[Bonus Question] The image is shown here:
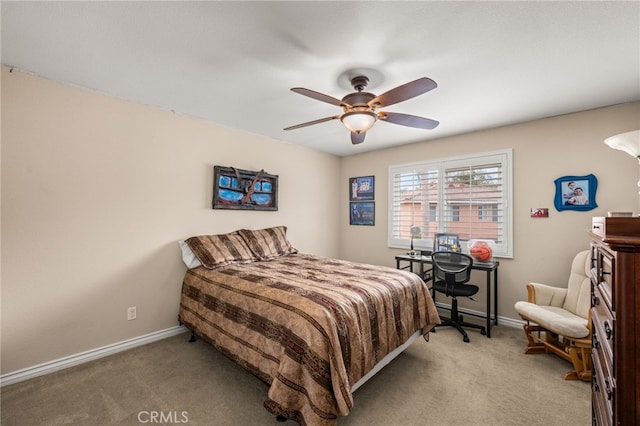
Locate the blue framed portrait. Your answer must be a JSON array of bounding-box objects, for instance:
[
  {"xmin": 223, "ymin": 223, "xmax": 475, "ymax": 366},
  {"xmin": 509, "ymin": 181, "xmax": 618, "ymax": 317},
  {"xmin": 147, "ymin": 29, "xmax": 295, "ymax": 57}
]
[{"xmin": 554, "ymin": 174, "xmax": 598, "ymax": 212}]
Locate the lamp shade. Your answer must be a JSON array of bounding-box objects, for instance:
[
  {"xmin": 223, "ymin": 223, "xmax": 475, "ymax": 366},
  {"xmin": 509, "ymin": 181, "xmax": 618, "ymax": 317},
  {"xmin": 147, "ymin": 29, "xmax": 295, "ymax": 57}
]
[
  {"xmin": 341, "ymin": 111, "xmax": 376, "ymax": 134},
  {"xmin": 604, "ymin": 130, "xmax": 640, "ymax": 159}
]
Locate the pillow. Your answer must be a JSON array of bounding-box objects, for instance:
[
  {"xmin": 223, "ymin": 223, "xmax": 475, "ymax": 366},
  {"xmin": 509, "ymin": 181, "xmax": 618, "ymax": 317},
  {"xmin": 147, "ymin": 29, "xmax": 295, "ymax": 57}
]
[
  {"xmin": 238, "ymin": 226, "xmax": 298, "ymax": 260},
  {"xmin": 178, "ymin": 240, "xmax": 203, "ymax": 269},
  {"xmin": 184, "ymin": 232, "xmax": 257, "ymax": 269}
]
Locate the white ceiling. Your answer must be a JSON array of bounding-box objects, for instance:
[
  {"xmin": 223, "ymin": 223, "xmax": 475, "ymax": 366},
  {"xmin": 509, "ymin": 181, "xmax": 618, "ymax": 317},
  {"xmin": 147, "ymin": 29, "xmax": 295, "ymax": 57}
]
[{"xmin": 2, "ymin": 1, "xmax": 639, "ymax": 157}]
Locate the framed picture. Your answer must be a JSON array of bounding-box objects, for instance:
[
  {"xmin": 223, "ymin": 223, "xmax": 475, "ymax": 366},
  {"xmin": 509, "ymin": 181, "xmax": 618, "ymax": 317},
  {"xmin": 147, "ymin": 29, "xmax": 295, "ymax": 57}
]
[
  {"xmin": 553, "ymin": 174, "xmax": 598, "ymax": 212},
  {"xmin": 433, "ymin": 233, "xmax": 460, "ymax": 252},
  {"xmin": 530, "ymin": 208, "xmax": 549, "ymax": 218},
  {"xmin": 350, "ymin": 202, "xmax": 375, "ymax": 226},
  {"xmin": 349, "ymin": 176, "xmax": 375, "ymax": 201},
  {"xmin": 213, "ymin": 166, "xmax": 278, "ymax": 211}
]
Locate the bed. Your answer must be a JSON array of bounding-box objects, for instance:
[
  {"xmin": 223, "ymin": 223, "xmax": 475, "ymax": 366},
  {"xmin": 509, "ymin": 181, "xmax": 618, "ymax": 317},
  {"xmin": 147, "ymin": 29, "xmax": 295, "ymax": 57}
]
[{"xmin": 178, "ymin": 227, "xmax": 440, "ymax": 425}]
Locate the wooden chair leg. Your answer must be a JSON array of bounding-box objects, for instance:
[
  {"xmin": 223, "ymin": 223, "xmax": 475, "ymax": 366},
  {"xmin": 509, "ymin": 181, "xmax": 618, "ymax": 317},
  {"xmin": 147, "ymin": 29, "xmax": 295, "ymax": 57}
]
[
  {"xmin": 565, "ymin": 345, "xmax": 592, "ymax": 382},
  {"xmin": 523, "ymin": 324, "xmax": 547, "ymax": 354},
  {"xmin": 521, "ymin": 321, "xmax": 593, "ymax": 382}
]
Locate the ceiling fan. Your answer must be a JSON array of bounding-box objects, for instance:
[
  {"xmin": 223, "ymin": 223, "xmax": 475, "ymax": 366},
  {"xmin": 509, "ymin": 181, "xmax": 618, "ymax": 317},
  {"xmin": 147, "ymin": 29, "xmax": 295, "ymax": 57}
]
[{"xmin": 284, "ymin": 75, "xmax": 439, "ymax": 145}]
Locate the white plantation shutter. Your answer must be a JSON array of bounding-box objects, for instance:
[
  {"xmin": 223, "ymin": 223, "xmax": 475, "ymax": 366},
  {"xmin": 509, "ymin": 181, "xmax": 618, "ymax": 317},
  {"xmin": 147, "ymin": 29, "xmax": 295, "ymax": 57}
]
[
  {"xmin": 389, "ymin": 165, "xmax": 438, "ymax": 249},
  {"xmin": 388, "ymin": 149, "xmax": 512, "ymax": 258}
]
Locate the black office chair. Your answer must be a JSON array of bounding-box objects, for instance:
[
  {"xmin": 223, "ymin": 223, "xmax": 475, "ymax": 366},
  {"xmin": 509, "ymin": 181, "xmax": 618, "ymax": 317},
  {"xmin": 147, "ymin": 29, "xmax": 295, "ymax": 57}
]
[{"xmin": 432, "ymin": 251, "xmax": 486, "ymax": 342}]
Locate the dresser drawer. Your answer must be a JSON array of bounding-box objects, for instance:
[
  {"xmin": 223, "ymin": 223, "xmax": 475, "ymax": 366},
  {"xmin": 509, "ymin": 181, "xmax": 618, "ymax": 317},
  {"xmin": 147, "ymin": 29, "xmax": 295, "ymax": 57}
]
[
  {"xmin": 592, "ymin": 349, "xmax": 614, "ymax": 425},
  {"xmin": 592, "ymin": 391, "xmax": 610, "ymax": 426},
  {"xmin": 592, "ymin": 291, "xmax": 614, "ymax": 370},
  {"xmin": 597, "ymin": 249, "xmax": 615, "ymax": 310}
]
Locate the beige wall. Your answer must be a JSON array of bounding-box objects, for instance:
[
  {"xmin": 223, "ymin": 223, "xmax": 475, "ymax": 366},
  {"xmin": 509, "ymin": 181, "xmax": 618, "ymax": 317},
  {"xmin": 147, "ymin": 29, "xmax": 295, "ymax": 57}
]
[
  {"xmin": 339, "ymin": 101, "xmax": 640, "ymax": 320},
  {"xmin": 2, "ymin": 66, "xmax": 639, "ymax": 376},
  {"xmin": 0, "ymin": 68, "xmax": 341, "ymax": 374}
]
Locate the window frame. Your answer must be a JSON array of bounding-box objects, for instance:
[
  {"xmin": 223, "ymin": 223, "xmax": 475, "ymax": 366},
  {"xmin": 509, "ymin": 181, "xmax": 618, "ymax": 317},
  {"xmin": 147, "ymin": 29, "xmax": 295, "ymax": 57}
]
[{"xmin": 388, "ymin": 149, "xmax": 513, "ymax": 258}]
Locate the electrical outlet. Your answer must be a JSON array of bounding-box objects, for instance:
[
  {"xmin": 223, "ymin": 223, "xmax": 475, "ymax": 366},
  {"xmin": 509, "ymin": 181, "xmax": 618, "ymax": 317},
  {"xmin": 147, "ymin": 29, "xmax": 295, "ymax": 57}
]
[{"xmin": 127, "ymin": 306, "xmax": 137, "ymax": 321}]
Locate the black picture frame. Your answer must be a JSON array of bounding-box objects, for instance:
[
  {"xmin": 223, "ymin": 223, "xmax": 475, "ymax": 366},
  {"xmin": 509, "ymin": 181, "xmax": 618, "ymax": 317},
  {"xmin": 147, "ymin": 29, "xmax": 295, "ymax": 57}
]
[
  {"xmin": 433, "ymin": 233, "xmax": 461, "ymax": 252},
  {"xmin": 350, "ymin": 202, "xmax": 375, "ymax": 226},
  {"xmin": 213, "ymin": 166, "xmax": 278, "ymax": 211},
  {"xmin": 349, "ymin": 176, "xmax": 375, "ymax": 201},
  {"xmin": 553, "ymin": 174, "xmax": 598, "ymax": 212}
]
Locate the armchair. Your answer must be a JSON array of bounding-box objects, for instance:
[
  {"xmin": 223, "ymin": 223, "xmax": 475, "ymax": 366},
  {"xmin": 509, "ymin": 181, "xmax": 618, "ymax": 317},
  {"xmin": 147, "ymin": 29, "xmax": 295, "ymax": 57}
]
[{"xmin": 514, "ymin": 250, "xmax": 592, "ymax": 381}]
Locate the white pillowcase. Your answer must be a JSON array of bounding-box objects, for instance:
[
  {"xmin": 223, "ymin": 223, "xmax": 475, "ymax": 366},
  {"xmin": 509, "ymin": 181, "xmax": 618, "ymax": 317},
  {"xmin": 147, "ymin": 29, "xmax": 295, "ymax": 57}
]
[{"xmin": 178, "ymin": 240, "xmax": 202, "ymax": 269}]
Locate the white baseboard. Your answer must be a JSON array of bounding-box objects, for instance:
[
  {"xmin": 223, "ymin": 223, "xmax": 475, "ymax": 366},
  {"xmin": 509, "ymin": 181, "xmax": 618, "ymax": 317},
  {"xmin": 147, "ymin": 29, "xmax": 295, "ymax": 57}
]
[
  {"xmin": 0, "ymin": 312, "xmax": 525, "ymax": 388},
  {"xmin": 0, "ymin": 325, "xmax": 187, "ymax": 387},
  {"xmin": 434, "ymin": 301, "xmax": 525, "ymax": 329}
]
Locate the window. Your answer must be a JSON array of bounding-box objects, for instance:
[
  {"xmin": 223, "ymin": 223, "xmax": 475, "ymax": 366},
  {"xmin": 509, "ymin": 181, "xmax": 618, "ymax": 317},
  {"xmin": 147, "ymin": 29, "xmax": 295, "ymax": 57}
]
[
  {"xmin": 428, "ymin": 204, "xmax": 437, "ymax": 222},
  {"xmin": 478, "ymin": 204, "xmax": 489, "ymax": 220},
  {"xmin": 388, "ymin": 149, "xmax": 513, "ymax": 258},
  {"xmin": 451, "ymin": 205, "xmax": 460, "ymax": 222}
]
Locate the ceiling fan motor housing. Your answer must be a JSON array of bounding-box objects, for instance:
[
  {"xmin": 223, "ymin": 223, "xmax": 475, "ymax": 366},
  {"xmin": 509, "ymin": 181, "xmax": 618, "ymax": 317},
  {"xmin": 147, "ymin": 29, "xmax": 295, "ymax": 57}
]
[{"xmin": 342, "ymin": 92, "xmax": 376, "ymax": 111}]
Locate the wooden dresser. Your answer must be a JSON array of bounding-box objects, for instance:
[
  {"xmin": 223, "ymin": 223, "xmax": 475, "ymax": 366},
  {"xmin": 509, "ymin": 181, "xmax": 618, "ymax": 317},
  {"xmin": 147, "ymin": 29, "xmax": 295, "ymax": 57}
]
[{"xmin": 589, "ymin": 217, "xmax": 640, "ymax": 426}]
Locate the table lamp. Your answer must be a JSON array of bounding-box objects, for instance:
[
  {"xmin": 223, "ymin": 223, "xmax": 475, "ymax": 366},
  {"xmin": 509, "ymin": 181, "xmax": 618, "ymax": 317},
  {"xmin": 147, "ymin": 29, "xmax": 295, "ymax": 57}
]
[{"xmin": 604, "ymin": 129, "xmax": 640, "ymax": 213}]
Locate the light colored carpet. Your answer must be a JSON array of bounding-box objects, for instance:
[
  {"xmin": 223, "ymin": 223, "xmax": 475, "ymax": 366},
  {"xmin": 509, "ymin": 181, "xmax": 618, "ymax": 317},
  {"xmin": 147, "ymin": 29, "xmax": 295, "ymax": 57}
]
[{"xmin": 1, "ymin": 325, "xmax": 590, "ymax": 425}]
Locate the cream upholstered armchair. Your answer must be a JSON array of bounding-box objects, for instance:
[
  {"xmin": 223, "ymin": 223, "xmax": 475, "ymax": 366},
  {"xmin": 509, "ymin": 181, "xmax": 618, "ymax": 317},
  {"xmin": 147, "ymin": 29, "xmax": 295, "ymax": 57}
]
[{"xmin": 514, "ymin": 250, "xmax": 592, "ymax": 381}]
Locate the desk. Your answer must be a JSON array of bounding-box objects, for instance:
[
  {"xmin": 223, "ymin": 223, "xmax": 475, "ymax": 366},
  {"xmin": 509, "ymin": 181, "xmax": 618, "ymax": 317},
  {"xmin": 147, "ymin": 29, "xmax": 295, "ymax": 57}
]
[{"xmin": 395, "ymin": 254, "xmax": 500, "ymax": 337}]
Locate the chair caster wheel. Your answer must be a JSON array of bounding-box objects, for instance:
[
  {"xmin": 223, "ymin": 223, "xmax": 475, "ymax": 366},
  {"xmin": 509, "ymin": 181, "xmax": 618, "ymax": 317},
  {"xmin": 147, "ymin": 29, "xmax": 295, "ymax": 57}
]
[
  {"xmin": 463, "ymin": 335, "xmax": 470, "ymax": 343},
  {"xmin": 481, "ymin": 328, "xmax": 487, "ymax": 335}
]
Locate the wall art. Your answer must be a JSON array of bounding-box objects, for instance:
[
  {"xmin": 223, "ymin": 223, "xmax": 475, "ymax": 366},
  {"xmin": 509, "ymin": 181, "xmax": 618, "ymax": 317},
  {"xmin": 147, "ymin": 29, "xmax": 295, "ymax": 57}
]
[
  {"xmin": 350, "ymin": 201, "xmax": 375, "ymax": 226},
  {"xmin": 530, "ymin": 208, "xmax": 549, "ymax": 218},
  {"xmin": 349, "ymin": 175, "xmax": 375, "ymax": 201},
  {"xmin": 213, "ymin": 166, "xmax": 278, "ymax": 211},
  {"xmin": 553, "ymin": 174, "xmax": 597, "ymax": 212}
]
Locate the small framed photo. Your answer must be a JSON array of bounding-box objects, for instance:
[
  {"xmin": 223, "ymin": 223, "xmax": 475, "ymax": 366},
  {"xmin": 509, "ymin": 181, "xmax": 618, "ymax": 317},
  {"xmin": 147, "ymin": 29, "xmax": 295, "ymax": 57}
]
[
  {"xmin": 530, "ymin": 208, "xmax": 549, "ymax": 218},
  {"xmin": 350, "ymin": 202, "xmax": 375, "ymax": 226},
  {"xmin": 433, "ymin": 233, "xmax": 460, "ymax": 252},
  {"xmin": 349, "ymin": 176, "xmax": 375, "ymax": 201},
  {"xmin": 553, "ymin": 174, "xmax": 598, "ymax": 212}
]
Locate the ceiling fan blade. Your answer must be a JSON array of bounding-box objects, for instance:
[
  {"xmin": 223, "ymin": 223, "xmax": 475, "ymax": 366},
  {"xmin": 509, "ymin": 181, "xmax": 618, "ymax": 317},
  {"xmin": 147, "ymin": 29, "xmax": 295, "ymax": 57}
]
[
  {"xmin": 369, "ymin": 77, "xmax": 437, "ymax": 108},
  {"xmin": 291, "ymin": 88, "xmax": 347, "ymax": 107},
  {"xmin": 378, "ymin": 111, "xmax": 439, "ymax": 129},
  {"xmin": 284, "ymin": 115, "xmax": 340, "ymax": 131},
  {"xmin": 351, "ymin": 132, "xmax": 366, "ymax": 145}
]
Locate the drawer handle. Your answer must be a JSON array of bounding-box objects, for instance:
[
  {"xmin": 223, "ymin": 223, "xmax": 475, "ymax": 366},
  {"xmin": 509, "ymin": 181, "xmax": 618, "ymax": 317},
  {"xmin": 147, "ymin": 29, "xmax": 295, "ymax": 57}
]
[
  {"xmin": 604, "ymin": 321, "xmax": 613, "ymax": 340},
  {"xmin": 593, "ymin": 333, "xmax": 600, "ymax": 349},
  {"xmin": 605, "ymin": 379, "xmax": 613, "ymax": 400},
  {"xmin": 591, "ymin": 292, "xmax": 599, "ymax": 306}
]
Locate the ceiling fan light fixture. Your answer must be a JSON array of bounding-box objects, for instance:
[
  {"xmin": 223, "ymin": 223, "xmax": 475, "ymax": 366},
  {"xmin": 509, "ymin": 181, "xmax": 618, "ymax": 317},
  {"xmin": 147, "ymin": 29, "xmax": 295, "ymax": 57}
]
[
  {"xmin": 285, "ymin": 75, "xmax": 438, "ymax": 144},
  {"xmin": 341, "ymin": 111, "xmax": 377, "ymax": 134}
]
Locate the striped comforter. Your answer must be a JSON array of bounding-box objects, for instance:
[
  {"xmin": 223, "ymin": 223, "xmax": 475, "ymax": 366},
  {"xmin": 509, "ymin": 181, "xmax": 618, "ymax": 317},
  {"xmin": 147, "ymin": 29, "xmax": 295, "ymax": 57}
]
[{"xmin": 178, "ymin": 253, "xmax": 439, "ymax": 425}]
